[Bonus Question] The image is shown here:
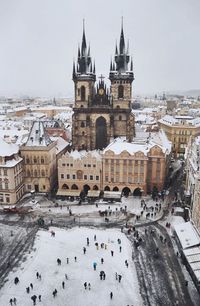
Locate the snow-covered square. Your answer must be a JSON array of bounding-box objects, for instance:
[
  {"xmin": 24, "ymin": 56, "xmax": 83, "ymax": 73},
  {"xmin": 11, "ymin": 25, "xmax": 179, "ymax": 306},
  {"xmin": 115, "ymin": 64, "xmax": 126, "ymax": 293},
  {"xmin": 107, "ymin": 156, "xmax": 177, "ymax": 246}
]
[{"xmin": 0, "ymin": 227, "xmax": 142, "ymax": 306}]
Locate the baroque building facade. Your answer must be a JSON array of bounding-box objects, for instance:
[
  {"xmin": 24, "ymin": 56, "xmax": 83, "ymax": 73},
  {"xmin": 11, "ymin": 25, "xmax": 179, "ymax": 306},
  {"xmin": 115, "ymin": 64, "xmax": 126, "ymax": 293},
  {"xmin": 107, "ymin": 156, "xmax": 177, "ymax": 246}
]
[
  {"xmin": 0, "ymin": 138, "xmax": 24, "ymax": 204},
  {"xmin": 57, "ymin": 131, "xmax": 171, "ymax": 197},
  {"xmin": 72, "ymin": 24, "xmax": 135, "ymax": 151},
  {"xmin": 20, "ymin": 121, "xmax": 57, "ymax": 193},
  {"xmin": 158, "ymin": 115, "xmax": 200, "ymax": 158}
]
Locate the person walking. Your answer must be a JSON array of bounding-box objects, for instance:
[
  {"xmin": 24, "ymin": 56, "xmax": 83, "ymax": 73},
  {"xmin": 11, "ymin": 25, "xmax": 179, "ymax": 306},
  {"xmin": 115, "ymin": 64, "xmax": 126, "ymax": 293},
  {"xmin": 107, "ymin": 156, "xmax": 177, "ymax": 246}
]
[
  {"xmin": 94, "ymin": 235, "xmax": 96, "ymax": 241},
  {"xmin": 65, "ymin": 273, "xmax": 68, "ymax": 280},
  {"xmin": 115, "ymin": 272, "xmax": 118, "ymax": 280},
  {"xmin": 110, "ymin": 292, "xmax": 113, "ymax": 299},
  {"xmin": 119, "ymin": 246, "xmax": 122, "ymax": 252},
  {"xmin": 36, "ymin": 272, "xmax": 39, "ymax": 279},
  {"xmin": 87, "ymin": 237, "xmax": 89, "ymax": 246},
  {"xmin": 9, "ymin": 298, "xmax": 13, "ymax": 305},
  {"xmin": 111, "ymin": 250, "xmax": 114, "ymax": 257},
  {"xmin": 83, "ymin": 247, "xmax": 86, "ymax": 254},
  {"xmin": 118, "ymin": 275, "xmax": 122, "ymax": 283},
  {"xmin": 13, "ymin": 297, "xmax": 16, "ymax": 305},
  {"xmin": 62, "ymin": 281, "xmax": 65, "ymax": 289},
  {"xmin": 84, "ymin": 282, "xmax": 87, "ymax": 289},
  {"xmin": 88, "ymin": 283, "xmax": 91, "ymax": 290},
  {"xmin": 101, "ymin": 258, "xmax": 104, "ymax": 264},
  {"xmin": 38, "ymin": 295, "xmax": 41, "ymax": 302},
  {"xmin": 26, "ymin": 287, "xmax": 30, "ymax": 294},
  {"xmin": 66, "ymin": 258, "xmax": 69, "ymax": 264},
  {"xmin": 93, "ymin": 262, "xmax": 97, "ymax": 270},
  {"xmin": 74, "ymin": 256, "xmax": 77, "ymax": 262},
  {"xmin": 30, "ymin": 283, "xmax": 33, "ymax": 290},
  {"xmin": 31, "ymin": 295, "xmax": 37, "ymax": 305}
]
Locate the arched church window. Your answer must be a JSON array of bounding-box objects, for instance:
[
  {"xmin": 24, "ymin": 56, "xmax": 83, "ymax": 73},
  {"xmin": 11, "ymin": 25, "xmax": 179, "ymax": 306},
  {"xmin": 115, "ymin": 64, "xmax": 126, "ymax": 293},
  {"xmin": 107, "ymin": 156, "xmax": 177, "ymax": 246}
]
[
  {"xmin": 81, "ymin": 121, "xmax": 85, "ymax": 128},
  {"xmin": 81, "ymin": 86, "xmax": 86, "ymax": 101},
  {"xmin": 118, "ymin": 85, "xmax": 124, "ymax": 99},
  {"xmin": 119, "ymin": 115, "xmax": 122, "ymax": 121},
  {"xmin": 86, "ymin": 116, "xmax": 90, "ymax": 127}
]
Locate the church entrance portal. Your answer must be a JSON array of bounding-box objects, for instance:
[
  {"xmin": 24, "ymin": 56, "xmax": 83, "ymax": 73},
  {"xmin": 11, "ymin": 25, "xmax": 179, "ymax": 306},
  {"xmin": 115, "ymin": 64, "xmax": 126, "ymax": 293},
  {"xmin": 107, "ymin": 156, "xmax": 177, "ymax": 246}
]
[{"xmin": 95, "ymin": 117, "xmax": 107, "ymax": 150}]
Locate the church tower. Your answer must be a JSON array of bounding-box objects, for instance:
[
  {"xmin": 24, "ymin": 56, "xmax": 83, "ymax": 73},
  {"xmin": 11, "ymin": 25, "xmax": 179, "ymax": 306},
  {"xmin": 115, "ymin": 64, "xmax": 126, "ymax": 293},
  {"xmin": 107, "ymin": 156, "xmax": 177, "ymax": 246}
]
[
  {"xmin": 109, "ymin": 21, "xmax": 135, "ymax": 141},
  {"xmin": 72, "ymin": 22, "xmax": 96, "ymax": 107},
  {"xmin": 72, "ymin": 22, "xmax": 135, "ymax": 151}
]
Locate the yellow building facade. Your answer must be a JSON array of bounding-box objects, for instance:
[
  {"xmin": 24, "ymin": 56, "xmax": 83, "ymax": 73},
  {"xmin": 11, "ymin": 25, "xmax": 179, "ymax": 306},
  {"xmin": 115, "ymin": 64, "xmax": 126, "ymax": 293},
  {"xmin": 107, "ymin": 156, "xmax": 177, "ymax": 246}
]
[
  {"xmin": 0, "ymin": 139, "xmax": 24, "ymax": 204},
  {"xmin": 158, "ymin": 115, "xmax": 200, "ymax": 157}
]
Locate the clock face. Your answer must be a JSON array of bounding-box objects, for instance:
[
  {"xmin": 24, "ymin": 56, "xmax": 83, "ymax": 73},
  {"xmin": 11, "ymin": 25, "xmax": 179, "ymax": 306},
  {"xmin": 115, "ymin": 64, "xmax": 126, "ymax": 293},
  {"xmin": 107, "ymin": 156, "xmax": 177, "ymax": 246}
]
[{"xmin": 99, "ymin": 88, "xmax": 104, "ymax": 96}]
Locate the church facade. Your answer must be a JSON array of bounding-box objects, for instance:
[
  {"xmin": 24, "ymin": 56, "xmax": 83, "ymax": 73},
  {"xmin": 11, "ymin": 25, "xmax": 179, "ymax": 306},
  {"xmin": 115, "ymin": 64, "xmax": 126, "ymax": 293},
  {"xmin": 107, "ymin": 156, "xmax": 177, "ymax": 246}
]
[{"xmin": 72, "ymin": 24, "xmax": 135, "ymax": 151}]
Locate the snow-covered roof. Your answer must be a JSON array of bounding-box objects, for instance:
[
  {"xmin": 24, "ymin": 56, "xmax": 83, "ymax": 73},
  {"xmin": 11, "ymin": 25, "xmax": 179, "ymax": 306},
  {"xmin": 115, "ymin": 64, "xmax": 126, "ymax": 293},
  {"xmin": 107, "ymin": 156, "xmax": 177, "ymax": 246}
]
[
  {"xmin": 135, "ymin": 114, "xmax": 155, "ymax": 124},
  {"xmin": 159, "ymin": 115, "xmax": 200, "ymax": 127},
  {"xmin": 103, "ymin": 130, "xmax": 171, "ymax": 156},
  {"xmin": 0, "ymin": 137, "xmax": 19, "ymax": 157},
  {"xmin": 64, "ymin": 150, "xmax": 102, "ymax": 161},
  {"xmin": 50, "ymin": 137, "xmax": 69, "ymax": 154},
  {"xmin": 25, "ymin": 121, "xmax": 52, "ymax": 146},
  {"xmin": 174, "ymin": 221, "xmax": 200, "ymax": 249}
]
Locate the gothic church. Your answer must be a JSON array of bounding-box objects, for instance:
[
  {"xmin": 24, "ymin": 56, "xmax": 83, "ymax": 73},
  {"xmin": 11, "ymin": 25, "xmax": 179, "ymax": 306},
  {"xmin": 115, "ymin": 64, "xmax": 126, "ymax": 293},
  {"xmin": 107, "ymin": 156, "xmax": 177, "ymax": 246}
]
[{"xmin": 72, "ymin": 23, "xmax": 135, "ymax": 151}]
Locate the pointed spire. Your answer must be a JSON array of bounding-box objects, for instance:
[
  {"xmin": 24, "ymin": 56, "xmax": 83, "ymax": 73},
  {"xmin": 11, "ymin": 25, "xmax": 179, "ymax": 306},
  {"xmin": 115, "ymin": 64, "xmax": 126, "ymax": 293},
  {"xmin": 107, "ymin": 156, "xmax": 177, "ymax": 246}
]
[
  {"xmin": 119, "ymin": 17, "xmax": 125, "ymax": 54},
  {"xmin": 93, "ymin": 61, "xmax": 96, "ymax": 74},
  {"xmin": 88, "ymin": 44, "xmax": 90, "ymax": 57},
  {"xmin": 115, "ymin": 43, "xmax": 118, "ymax": 55},
  {"xmin": 130, "ymin": 57, "xmax": 133, "ymax": 71},
  {"xmin": 110, "ymin": 59, "xmax": 113, "ymax": 71},
  {"xmin": 73, "ymin": 60, "xmax": 76, "ymax": 78},
  {"xmin": 81, "ymin": 19, "xmax": 87, "ymax": 55},
  {"xmin": 78, "ymin": 45, "xmax": 80, "ymax": 58}
]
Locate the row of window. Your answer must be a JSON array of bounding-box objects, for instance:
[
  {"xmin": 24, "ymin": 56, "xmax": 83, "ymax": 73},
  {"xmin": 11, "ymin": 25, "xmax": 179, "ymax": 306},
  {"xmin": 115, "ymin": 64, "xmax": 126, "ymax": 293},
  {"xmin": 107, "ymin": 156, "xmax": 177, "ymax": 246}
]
[
  {"xmin": 26, "ymin": 157, "xmax": 47, "ymax": 164},
  {"xmin": 105, "ymin": 159, "xmax": 145, "ymax": 165},
  {"xmin": 105, "ymin": 176, "xmax": 144, "ymax": 183},
  {"xmin": 60, "ymin": 174, "xmax": 99, "ymax": 181},
  {"xmin": 61, "ymin": 163, "xmax": 97, "ymax": 168},
  {"xmin": 26, "ymin": 169, "xmax": 47, "ymax": 177}
]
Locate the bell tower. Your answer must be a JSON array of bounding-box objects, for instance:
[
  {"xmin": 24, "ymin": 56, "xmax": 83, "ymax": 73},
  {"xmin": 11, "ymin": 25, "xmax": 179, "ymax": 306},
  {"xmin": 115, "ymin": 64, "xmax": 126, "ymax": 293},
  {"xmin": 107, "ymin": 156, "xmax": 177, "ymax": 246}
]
[
  {"xmin": 109, "ymin": 20, "xmax": 134, "ymax": 110},
  {"xmin": 73, "ymin": 21, "xmax": 96, "ymax": 108}
]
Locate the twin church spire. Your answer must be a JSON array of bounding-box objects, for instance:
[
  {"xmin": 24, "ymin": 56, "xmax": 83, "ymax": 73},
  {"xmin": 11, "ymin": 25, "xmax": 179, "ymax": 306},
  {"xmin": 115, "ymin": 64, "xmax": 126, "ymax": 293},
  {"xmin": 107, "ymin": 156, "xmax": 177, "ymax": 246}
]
[
  {"xmin": 72, "ymin": 21, "xmax": 134, "ymax": 82},
  {"xmin": 73, "ymin": 21, "xmax": 95, "ymax": 81}
]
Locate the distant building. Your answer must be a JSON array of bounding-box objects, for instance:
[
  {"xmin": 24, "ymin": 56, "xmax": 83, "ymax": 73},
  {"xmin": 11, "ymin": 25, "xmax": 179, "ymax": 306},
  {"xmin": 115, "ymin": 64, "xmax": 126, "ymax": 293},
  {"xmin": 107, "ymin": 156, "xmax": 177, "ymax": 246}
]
[
  {"xmin": 0, "ymin": 138, "xmax": 24, "ymax": 204},
  {"xmin": 158, "ymin": 115, "xmax": 200, "ymax": 157}
]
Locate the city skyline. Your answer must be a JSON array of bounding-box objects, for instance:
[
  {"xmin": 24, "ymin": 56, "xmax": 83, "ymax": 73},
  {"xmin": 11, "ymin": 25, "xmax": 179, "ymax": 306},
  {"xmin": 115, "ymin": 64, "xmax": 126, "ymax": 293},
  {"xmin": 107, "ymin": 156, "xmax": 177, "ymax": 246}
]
[{"xmin": 1, "ymin": 0, "xmax": 200, "ymax": 97}]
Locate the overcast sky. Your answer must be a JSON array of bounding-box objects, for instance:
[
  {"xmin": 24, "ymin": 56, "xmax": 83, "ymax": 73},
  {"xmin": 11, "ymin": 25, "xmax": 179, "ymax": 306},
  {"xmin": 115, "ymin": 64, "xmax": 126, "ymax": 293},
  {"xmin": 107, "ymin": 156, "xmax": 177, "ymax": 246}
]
[{"xmin": 0, "ymin": 0, "xmax": 200, "ymax": 98}]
